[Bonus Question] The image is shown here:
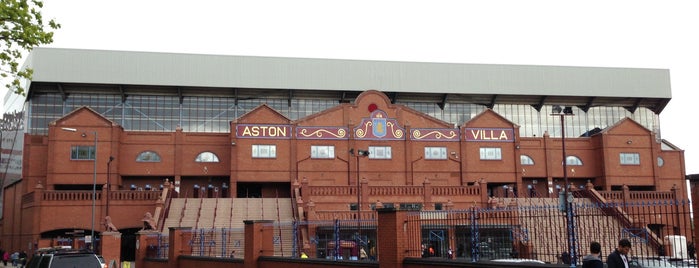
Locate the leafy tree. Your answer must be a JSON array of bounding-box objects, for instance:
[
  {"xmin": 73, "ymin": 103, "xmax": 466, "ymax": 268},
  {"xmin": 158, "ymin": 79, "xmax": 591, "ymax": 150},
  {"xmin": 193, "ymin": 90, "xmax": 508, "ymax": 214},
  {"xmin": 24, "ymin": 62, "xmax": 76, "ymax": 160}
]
[{"xmin": 1, "ymin": 0, "xmax": 60, "ymax": 95}]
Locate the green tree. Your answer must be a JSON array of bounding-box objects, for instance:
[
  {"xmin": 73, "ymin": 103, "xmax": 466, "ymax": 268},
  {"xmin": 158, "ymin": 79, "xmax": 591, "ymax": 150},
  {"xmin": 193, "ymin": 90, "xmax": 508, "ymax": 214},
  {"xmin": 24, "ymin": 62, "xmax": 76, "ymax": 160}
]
[{"xmin": 1, "ymin": 0, "xmax": 60, "ymax": 95}]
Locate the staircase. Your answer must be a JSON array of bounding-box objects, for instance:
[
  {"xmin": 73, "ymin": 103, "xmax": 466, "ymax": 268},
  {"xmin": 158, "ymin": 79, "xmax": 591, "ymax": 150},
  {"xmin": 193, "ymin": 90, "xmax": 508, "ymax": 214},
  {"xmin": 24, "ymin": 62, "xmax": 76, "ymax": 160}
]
[
  {"xmin": 162, "ymin": 197, "xmax": 295, "ymax": 257},
  {"xmin": 515, "ymin": 197, "xmax": 653, "ymax": 263},
  {"xmin": 196, "ymin": 199, "xmax": 217, "ymax": 229}
]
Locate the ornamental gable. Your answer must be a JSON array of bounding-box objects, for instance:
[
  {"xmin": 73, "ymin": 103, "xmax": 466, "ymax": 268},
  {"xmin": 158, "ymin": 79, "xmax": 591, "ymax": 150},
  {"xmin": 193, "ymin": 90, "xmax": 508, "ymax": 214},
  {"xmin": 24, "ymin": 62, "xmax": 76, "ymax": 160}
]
[
  {"xmin": 601, "ymin": 117, "xmax": 652, "ymax": 136},
  {"xmin": 50, "ymin": 106, "xmax": 115, "ymax": 128},
  {"xmin": 234, "ymin": 103, "xmax": 291, "ymax": 124},
  {"xmin": 462, "ymin": 109, "xmax": 516, "ymax": 129}
]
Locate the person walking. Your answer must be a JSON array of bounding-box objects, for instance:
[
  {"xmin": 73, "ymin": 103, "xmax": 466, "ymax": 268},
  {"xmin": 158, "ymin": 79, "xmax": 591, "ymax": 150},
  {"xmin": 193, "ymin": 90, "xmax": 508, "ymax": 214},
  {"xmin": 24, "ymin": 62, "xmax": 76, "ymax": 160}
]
[
  {"xmin": 18, "ymin": 251, "xmax": 27, "ymax": 268},
  {"xmin": 607, "ymin": 238, "xmax": 632, "ymax": 268},
  {"xmin": 10, "ymin": 251, "xmax": 18, "ymax": 267},
  {"xmin": 2, "ymin": 250, "xmax": 8, "ymax": 266},
  {"xmin": 582, "ymin": 241, "xmax": 604, "ymax": 268},
  {"xmin": 359, "ymin": 247, "xmax": 368, "ymax": 260}
]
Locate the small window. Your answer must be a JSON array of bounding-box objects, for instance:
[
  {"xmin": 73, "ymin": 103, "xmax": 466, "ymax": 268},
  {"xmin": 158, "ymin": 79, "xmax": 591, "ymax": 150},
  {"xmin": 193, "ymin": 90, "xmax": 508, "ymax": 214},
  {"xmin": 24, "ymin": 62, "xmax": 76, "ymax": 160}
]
[
  {"xmin": 70, "ymin": 145, "xmax": 95, "ymax": 160},
  {"xmin": 425, "ymin": 147, "xmax": 447, "ymax": 160},
  {"xmin": 620, "ymin": 153, "xmax": 640, "ymax": 165},
  {"xmin": 369, "ymin": 146, "xmax": 392, "ymax": 159},
  {"xmin": 252, "ymin": 145, "xmax": 276, "ymax": 158},
  {"xmin": 480, "ymin": 147, "xmax": 502, "ymax": 160},
  {"xmin": 136, "ymin": 151, "xmax": 161, "ymax": 162},
  {"xmin": 657, "ymin": 156, "xmax": 664, "ymax": 167},
  {"xmin": 311, "ymin": 145, "xmax": 335, "ymax": 159},
  {"xmin": 195, "ymin": 152, "xmax": 220, "ymax": 162},
  {"xmin": 566, "ymin": 156, "xmax": 583, "ymax": 166},
  {"xmin": 399, "ymin": 203, "xmax": 423, "ymax": 211},
  {"xmin": 520, "ymin": 155, "xmax": 535, "ymax": 165}
]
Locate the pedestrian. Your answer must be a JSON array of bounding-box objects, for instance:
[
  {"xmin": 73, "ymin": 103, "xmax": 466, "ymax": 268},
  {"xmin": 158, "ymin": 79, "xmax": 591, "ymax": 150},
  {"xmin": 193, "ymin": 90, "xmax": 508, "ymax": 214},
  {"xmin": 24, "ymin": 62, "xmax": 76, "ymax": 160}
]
[
  {"xmin": 447, "ymin": 248, "xmax": 454, "ymax": 259},
  {"xmin": 582, "ymin": 241, "xmax": 604, "ymax": 268},
  {"xmin": 10, "ymin": 251, "xmax": 18, "ymax": 267},
  {"xmin": 2, "ymin": 250, "xmax": 8, "ymax": 266},
  {"xmin": 359, "ymin": 247, "xmax": 368, "ymax": 260},
  {"xmin": 560, "ymin": 251, "xmax": 571, "ymax": 264},
  {"xmin": 607, "ymin": 238, "xmax": 632, "ymax": 268},
  {"xmin": 19, "ymin": 251, "xmax": 27, "ymax": 268}
]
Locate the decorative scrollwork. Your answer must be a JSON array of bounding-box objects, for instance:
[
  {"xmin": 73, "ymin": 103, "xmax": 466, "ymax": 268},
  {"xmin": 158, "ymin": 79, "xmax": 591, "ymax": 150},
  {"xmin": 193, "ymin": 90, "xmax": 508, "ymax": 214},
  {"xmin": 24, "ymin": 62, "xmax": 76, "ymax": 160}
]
[{"xmin": 299, "ymin": 128, "xmax": 347, "ymax": 138}]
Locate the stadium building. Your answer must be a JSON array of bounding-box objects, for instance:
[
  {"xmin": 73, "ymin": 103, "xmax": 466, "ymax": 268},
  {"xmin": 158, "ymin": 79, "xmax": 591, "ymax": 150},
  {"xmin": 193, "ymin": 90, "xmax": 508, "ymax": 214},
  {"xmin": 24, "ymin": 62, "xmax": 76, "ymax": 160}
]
[{"xmin": 0, "ymin": 48, "xmax": 687, "ymax": 263}]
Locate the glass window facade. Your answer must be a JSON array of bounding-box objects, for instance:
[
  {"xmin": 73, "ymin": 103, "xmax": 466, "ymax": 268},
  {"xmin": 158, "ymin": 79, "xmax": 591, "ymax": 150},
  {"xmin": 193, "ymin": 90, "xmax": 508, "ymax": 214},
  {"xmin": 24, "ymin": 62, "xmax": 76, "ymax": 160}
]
[{"xmin": 26, "ymin": 91, "xmax": 660, "ymax": 139}]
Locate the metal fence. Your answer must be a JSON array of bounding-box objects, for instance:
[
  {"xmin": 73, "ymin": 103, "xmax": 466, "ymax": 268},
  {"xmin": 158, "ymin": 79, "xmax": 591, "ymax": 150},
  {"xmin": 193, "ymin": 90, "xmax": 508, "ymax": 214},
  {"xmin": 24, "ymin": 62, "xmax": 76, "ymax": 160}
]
[
  {"xmin": 148, "ymin": 197, "xmax": 693, "ymax": 266},
  {"xmin": 405, "ymin": 197, "xmax": 693, "ymax": 265}
]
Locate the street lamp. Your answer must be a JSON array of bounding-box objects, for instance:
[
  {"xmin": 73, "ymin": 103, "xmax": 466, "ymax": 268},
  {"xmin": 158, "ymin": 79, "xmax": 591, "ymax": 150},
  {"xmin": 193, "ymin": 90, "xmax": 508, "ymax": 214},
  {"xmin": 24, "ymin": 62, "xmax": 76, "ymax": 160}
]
[
  {"xmin": 350, "ymin": 148, "xmax": 369, "ymax": 259},
  {"xmin": 106, "ymin": 156, "xmax": 114, "ymax": 216},
  {"xmin": 550, "ymin": 105, "xmax": 576, "ymax": 267},
  {"xmin": 62, "ymin": 127, "xmax": 98, "ymax": 251}
]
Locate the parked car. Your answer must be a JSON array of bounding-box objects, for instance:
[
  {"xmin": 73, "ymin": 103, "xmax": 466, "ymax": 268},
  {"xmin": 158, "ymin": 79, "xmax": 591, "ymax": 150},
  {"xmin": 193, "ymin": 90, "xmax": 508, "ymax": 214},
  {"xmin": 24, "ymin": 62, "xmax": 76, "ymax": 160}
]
[
  {"xmin": 628, "ymin": 257, "xmax": 677, "ymax": 268},
  {"xmin": 26, "ymin": 247, "xmax": 103, "ymax": 268},
  {"xmin": 97, "ymin": 255, "xmax": 107, "ymax": 268},
  {"xmin": 490, "ymin": 258, "xmax": 546, "ymax": 264},
  {"xmin": 667, "ymin": 258, "xmax": 697, "ymax": 268}
]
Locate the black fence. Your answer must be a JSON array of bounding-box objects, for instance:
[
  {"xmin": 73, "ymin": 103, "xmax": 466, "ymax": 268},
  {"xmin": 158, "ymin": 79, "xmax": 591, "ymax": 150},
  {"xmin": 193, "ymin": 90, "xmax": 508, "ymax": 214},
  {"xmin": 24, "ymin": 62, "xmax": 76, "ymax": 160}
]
[{"xmin": 150, "ymin": 197, "xmax": 693, "ymax": 266}]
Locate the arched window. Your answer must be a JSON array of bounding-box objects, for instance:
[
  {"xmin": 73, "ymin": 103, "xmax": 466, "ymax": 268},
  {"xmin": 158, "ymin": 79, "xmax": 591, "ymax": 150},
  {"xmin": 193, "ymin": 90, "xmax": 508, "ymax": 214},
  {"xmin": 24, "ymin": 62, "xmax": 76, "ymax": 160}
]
[
  {"xmin": 136, "ymin": 151, "xmax": 161, "ymax": 162},
  {"xmin": 195, "ymin": 151, "xmax": 220, "ymax": 162},
  {"xmin": 520, "ymin": 155, "xmax": 535, "ymax": 165},
  {"xmin": 566, "ymin": 156, "xmax": 583, "ymax": 166}
]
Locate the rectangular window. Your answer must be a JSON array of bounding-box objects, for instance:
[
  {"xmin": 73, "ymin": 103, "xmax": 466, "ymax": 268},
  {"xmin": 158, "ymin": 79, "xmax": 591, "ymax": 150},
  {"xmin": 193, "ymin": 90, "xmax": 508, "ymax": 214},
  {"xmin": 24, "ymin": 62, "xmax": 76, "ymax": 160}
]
[
  {"xmin": 399, "ymin": 203, "xmax": 423, "ymax": 211},
  {"xmin": 424, "ymin": 147, "xmax": 447, "ymax": 160},
  {"xmin": 479, "ymin": 147, "xmax": 502, "ymax": 160},
  {"xmin": 368, "ymin": 146, "xmax": 392, "ymax": 159},
  {"xmin": 620, "ymin": 153, "xmax": 640, "ymax": 165},
  {"xmin": 311, "ymin": 145, "xmax": 335, "ymax": 159},
  {"xmin": 434, "ymin": 203, "xmax": 443, "ymax": 211},
  {"xmin": 70, "ymin": 145, "xmax": 96, "ymax": 160},
  {"xmin": 252, "ymin": 145, "xmax": 277, "ymax": 158}
]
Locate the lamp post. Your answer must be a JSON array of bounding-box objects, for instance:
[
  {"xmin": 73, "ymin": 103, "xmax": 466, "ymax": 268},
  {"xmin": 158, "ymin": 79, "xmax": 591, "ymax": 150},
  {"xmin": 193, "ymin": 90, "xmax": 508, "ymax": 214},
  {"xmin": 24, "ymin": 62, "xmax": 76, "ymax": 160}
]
[
  {"xmin": 550, "ymin": 106, "xmax": 576, "ymax": 267},
  {"xmin": 350, "ymin": 148, "xmax": 369, "ymax": 259},
  {"xmin": 106, "ymin": 156, "xmax": 114, "ymax": 216},
  {"xmin": 62, "ymin": 127, "xmax": 98, "ymax": 251}
]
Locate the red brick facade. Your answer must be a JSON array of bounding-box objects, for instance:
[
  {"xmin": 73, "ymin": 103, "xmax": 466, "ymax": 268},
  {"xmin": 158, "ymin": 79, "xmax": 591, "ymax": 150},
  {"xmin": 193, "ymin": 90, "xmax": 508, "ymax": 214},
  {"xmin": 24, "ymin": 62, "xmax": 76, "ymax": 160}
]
[{"xmin": 1, "ymin": 90, "xmax": 686, "ymax": 254}]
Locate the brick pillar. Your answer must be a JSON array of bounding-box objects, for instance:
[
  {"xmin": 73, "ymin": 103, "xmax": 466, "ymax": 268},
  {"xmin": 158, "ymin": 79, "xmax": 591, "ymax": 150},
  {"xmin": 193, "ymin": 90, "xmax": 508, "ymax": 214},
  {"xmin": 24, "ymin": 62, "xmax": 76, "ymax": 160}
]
[
  {"xmin": 134, "ymin": 231, "xmax": 151, "ymax": 268},
  {"xmin": 479, "ymin": 179, "xmax": 488, "ymax": 206},
  {"xmin": 423, "ymin": 178, "xmax": 432, "ymax": 210},
  {"xmin": 377, "ymin": 208, "xmax": 410, "ymax": 268},
  {"xmin": 33, "ymin": 182, "xmax": 45, "ymax": 250},
  {"xmin": 167, "ymin": 227, "xmax": 192, "ymax": 268},
  {"xmin": 101, "ymin": 232, "xmax": 121, "ymax": 268},
  {"xmin": 361, "ymin": 177, "xmax": 369, "ymax": 212},
  {"xmin": 244, "ymin": 220, "xmax": 275, "ymax": 268}
]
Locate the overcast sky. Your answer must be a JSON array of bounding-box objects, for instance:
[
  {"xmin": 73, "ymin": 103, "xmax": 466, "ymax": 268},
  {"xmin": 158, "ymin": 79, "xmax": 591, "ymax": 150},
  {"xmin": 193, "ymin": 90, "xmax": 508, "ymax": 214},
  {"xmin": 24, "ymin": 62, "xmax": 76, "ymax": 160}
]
[{"xmin": 7, "ymin": 1, "xmax": 699, "ymax": 174}]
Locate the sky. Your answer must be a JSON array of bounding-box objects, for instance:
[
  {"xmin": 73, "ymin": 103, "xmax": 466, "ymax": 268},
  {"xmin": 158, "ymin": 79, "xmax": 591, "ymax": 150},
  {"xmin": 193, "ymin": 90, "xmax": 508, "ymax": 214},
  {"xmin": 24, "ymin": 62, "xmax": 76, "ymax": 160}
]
[{"xmin": 6, "ymin": 1, "xmax": 699, "ymax": 174}]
